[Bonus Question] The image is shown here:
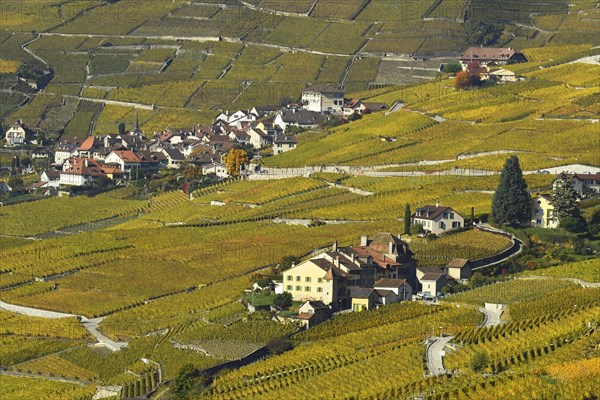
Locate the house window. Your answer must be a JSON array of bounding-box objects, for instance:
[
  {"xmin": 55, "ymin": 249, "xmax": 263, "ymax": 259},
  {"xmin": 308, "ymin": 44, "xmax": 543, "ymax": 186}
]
[
  {"xmin": 296, "ymin": 276, "xmax": 301, "ymax": 281},
  {"xmin": 317, "ymin": 278, "xmax": 323, "ymax": 283},
  {"xmin": 305, "ymin": 277, "xmax": 311, "ymax": 282},
  {"xmin": 536, "ymin": 219, "xmax": 542, "ymax": 224},
  {"xmin": 452, "ymin": 221, "xmax": 461, "ymax": 228},
  {"xmin": 287, "ymin": 276, "xmax": 292, "ymax": 281},
  {"xmin": 450, "ymin": 212, "xmax": 454, "ymax": 219},
  {"xmin": 305, "ymin": 286, "xmax": 311, "ymax": 292},
  {"xmin": 295, "ymin": 286, "xmax": 301, "ymax": 291},
  {"xmin": 286, "ymin": 285, "xmax": 292, "ymax": 291},
  {"xmin": 439, "ymin": 221, "xmax": 446, "ymax": 230},
  {"xmin": 317, "ymin": 287, "xmax": 323, "ymax": 293}
]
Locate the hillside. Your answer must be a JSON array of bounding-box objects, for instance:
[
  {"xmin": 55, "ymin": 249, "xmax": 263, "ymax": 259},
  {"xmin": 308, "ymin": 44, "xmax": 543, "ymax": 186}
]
[
  {"xmin": 0, "ymin": 2, "xmax": 599, "ymax": 399},
  {"xmin": 262, "ymin": 44, "xmax": 599, "ymax": 172},
  {"xmin": 1, "ymin": 0, "xmax": 598, "ymax": 137}
]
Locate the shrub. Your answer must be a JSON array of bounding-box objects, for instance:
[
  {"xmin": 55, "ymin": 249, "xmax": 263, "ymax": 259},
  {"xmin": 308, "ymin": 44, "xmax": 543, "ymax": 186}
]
[
  {"xmin": 471, "ymin": 351, "xmax": 489, "ymax": 373},
  {"xmin": 267, "ymin": 337, "xmax": 293, "ymax": 355}
]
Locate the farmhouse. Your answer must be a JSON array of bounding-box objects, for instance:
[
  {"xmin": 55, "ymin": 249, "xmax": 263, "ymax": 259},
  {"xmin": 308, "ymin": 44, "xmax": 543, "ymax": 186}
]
[
  {"xmin": 412, "ymin": 203, "xmax": 464, "ymax": 235},
  {"xmin": 301, "ymin": 85, "xmax": 344, "ymax": 113},
  {"xmin": 531, "ymin": 194, "xmax": 559, "ymax": 228},
  {"xmin": 459, "ymin": 47, "xmax": 526, "ymax": 69}
]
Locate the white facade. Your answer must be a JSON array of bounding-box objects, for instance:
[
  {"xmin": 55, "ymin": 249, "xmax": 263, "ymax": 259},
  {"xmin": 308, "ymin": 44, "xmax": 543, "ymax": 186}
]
[
  {"xmin": 5, "ymin": 123, "xmax": 27, "ymax": 147},
  {"xmin": 302, "ymin": 88, "xmax": 344, "ymax": 113}
]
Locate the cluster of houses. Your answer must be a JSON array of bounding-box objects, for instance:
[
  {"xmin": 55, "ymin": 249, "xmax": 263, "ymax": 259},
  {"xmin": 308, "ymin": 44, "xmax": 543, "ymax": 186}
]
[
  {"xmin": 4, "ymin": 86, "xmax": 390, "ymax": 193},
  {"xmin": 275, "ymin": 231, "xmax": 473, "ymax": 327}
]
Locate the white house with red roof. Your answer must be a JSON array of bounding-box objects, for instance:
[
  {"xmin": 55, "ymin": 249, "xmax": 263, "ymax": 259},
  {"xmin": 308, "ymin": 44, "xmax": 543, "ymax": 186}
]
[
  {"xmin": 59, "ymin": 158, "xmax": 105, "ymax": 186},
  {"xmin": 412, "ymin": 203, "xmax": 464, "ymax": 235},
  {"xmin": 104, "ymin": 150, "xmax": 142, "ymax": 180}
]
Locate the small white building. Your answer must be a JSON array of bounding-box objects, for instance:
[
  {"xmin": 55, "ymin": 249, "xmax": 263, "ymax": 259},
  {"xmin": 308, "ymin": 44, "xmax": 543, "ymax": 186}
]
[{"xmin": 412, "ymin": 204, "xmax": 464, "ymax": 235}]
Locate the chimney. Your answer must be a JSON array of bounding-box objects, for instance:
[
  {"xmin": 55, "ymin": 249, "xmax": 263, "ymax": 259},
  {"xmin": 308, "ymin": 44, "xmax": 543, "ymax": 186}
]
[
  {"xmin": 389, "ymin": 241, "xmax": 394, "ymax": 255},
  {"xmin": 360, "ymin": 235, "xmax": 368, "ymax": 246},
  {"xmin": 436, "ymin": 200, "xmax": 440, "ymax": 207},
  {"xmin": 332, "ymin": 241, "xmax": 338, "ymax": 252},
  {"xmin": 335, "ymin": 256, "xmax": 340, "ymax": 268},
  {"xmin": 84, "ymin": 159, "xmax": 88, "ymax": 167},
  {"xmin": 351, "ymin": 253, "xmax": 355, "ymax": 263}
]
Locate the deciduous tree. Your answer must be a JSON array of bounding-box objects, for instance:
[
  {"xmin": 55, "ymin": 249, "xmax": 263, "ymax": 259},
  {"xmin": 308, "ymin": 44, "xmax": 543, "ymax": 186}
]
[{"xmin": 224, "ymin": 148, "xmax": 248, "ymax": 177}]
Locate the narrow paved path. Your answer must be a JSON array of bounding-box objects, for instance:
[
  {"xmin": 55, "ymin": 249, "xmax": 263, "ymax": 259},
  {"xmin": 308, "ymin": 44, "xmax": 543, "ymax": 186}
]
[
  {"xmin": 0, "ymin": 301, "xmax": 127, "ymax": 351},
  {"xmin": 426, "ymin": 335, "xmax": 452, "ymax": 376},
  {"xmin": 0, "ymin": 369, "xmax": 87, "ymax": 386},
  {"xmin": 479, "ymin": 305, "xmax": 505, "ymax": 328}
]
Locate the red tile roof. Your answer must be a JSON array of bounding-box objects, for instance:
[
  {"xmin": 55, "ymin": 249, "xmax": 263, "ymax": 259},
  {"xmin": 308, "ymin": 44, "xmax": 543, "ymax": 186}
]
[{"xmin": 111, "ymin": 150, "xmax": 141, "ymax": 163}]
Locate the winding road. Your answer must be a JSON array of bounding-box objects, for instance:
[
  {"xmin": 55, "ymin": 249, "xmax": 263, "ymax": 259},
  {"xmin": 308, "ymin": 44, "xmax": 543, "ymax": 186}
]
[{"xmin": 426, "ymin": 335, "xmax": 452, "ymax": 376}]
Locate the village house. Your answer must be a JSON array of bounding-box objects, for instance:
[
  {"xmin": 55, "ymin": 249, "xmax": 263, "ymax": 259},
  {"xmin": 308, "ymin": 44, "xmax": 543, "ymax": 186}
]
[
  {"xmin": 274, "ymin": 109, "xmax": 325, "ymax": 132},
  {"xmin": 349, "ymin": 277, "xmax": 413, "ymax": 312},
  {"xmin": 445, "ymin": 259, "xmax": 472, "ymax": 281},
  {"xmin": 54, "ymin": 138, "xmax": 84, "ymax": 165},
  {"xmin": 282, "ymin": 256, "xmax": 349, "ymax": 310},
  {"xmin": 343, "ymin": 99, "xmax": 389, "ymax": 116},
  {"xmin": 248, "ymin": 125, "xmax": 271, "ymax": 149},
  {"xmin": 416, "ymin": 266, "xmax": 448, "ymax": 297},
  {"xmin": 301, "ymin": 86, "xmax": 344, "ymax": 114},
  {"xmin": 5, "ymin": 120, "xmax": 33, "ymax": 147},
  {"xmin": 412, "ymin": 203, "xmax": 465, "ymax": 235},
  {"xmin": 459, "ymin": 47, "xmax": 526, "ymax": 70},
  {"xmin": 41, "ymin": 170, "xmax": 61, "ymax": 188},
  {"xmin": 59, "ymin": 158, "xmax": 106, "ymax": 186},
  {"xmin": 531, "ymin": 194, "xmax": 559, "ymax": 228},
  {"xmin": 571, "ymin": 173, "xmax": 600, "ymax": 197},
  {"xmin": 273, "ymin": 136, "xmax": 298, "ymax": 155},
  {"xmin": 162, "ymin": 147, "xmax": 185, "ymax": 169},
  {"xmin": 297, "ymin": 301, "xmax": 331, "ymax": 328}
]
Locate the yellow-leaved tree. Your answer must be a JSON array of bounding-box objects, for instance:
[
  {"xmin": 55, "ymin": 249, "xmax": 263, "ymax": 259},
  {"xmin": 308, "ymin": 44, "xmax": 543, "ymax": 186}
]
[{"xmin": 224, "ymin": 148, "xmax": 249, "ymax": 177}]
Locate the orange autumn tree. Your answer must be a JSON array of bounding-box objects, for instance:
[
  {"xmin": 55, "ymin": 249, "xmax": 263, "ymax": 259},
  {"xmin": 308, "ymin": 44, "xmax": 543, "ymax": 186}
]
[
  {"xmin": 224, "ymin": 148, "xmax": 249, "ymax": 177},
  {"xmin": 455, "ymin": 61, "xmax": 485, "ymax": 90}
]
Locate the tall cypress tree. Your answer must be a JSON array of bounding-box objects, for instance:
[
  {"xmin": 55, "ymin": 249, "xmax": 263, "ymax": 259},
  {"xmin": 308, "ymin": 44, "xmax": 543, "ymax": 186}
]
[
  {"xmin": 404, "ymin": 204, "xmax": 411, "ymax": 235},
  {"xmin": 492, "ymin": 156, "xmax": 530, "ymax": 226}
]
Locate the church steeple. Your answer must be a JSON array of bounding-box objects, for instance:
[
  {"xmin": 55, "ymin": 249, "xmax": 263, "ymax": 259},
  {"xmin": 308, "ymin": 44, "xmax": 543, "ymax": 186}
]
[{"xmin": 134, "ymin": 112, "xmax": 140, "ymax": 131}]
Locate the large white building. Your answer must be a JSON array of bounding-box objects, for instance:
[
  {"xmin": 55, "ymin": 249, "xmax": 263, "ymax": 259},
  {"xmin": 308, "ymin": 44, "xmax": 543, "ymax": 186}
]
[{"xmin": 301, "ymin": 86, "xmax": 344, "ymax": 113}]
